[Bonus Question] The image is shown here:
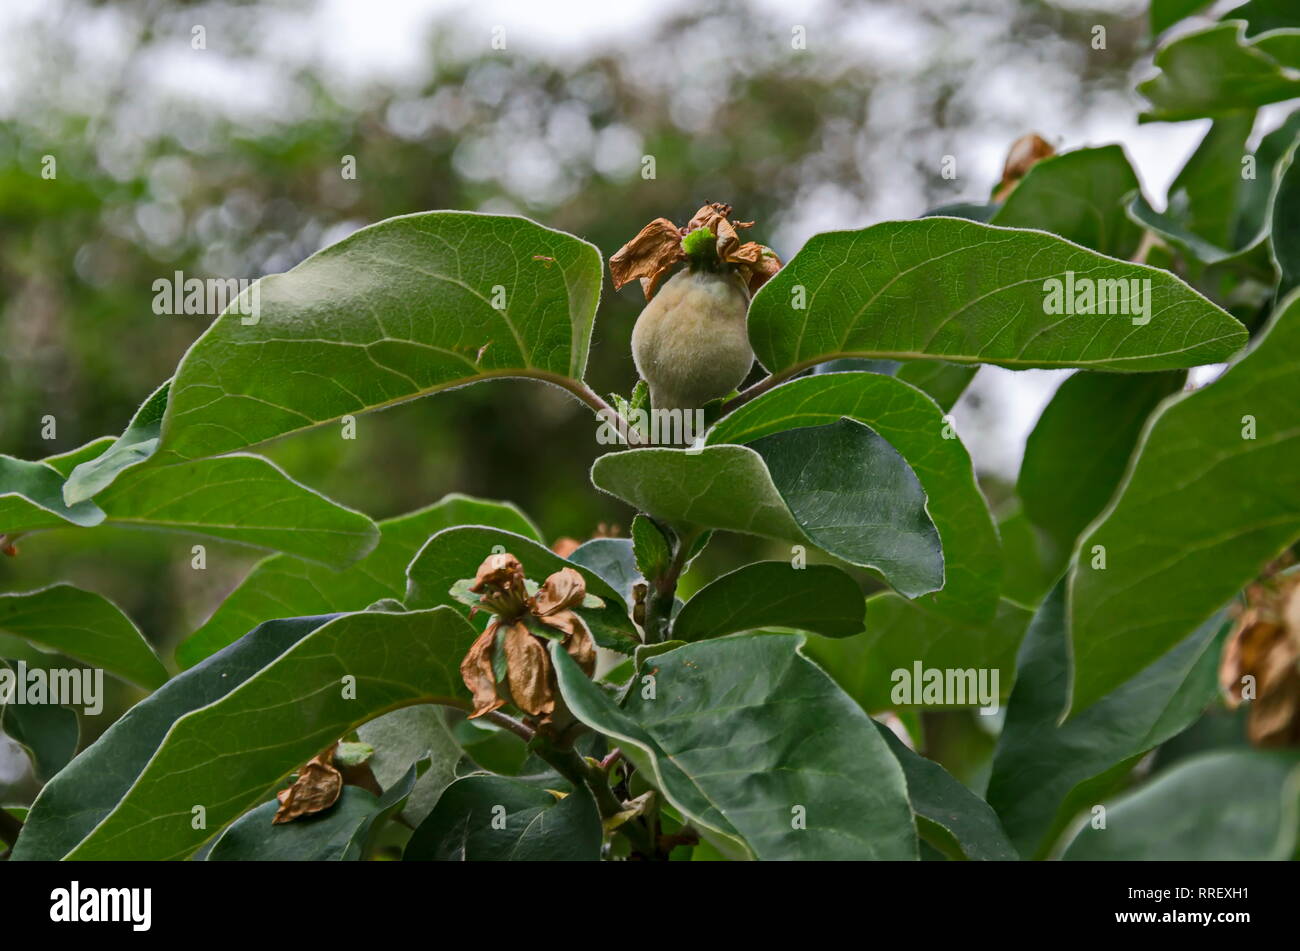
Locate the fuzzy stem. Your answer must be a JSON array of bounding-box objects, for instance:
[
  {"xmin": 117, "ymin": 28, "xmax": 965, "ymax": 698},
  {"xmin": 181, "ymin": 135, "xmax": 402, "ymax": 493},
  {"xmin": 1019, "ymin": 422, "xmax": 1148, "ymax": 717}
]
[
  {"xmin": 642, "ymin": 527, "xmax": 699, "ymax": 644},
  {"xmin": 482, "ymin": 709, "xmax": 535, "ymax": 744}
]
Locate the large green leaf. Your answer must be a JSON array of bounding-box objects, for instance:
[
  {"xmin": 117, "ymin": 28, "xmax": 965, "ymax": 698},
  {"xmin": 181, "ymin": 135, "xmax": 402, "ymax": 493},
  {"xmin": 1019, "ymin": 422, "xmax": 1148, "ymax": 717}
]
[
  {"xmin": 745, "ymin": 217, "xmax": 1246, "ymax": 379},
  {"xmin": 404, "ymin": 526, "xmax": 640, "ymax": 652},
  {"xmin": 11, "ymin": 614, "xmax": 336, "ymax": 860},
  {"xmin": 177, "ymin": 494, "xmax": 539, "ymax": 668},
  {"xmin": 553, "ymin": 633, "xmax": 917, "ymax": 860},
  {"xmin": 90, "ymin": 453, "xmax": 378, "ymax": 567},
  {"xmin": 62, "ymin": 380, "xmax": 169, "ymax": 505},
  {"xmin": 1017, "ymin": 371, "xmax": 1183, "ymax": 553},
  {"xmin": 592, "ymin": 428, "xmax": 943, "ymax": 601},
  {"xmin": 1139, "ymin": 22, "xmax": 1300, "ymax": 121},
  {"xmin": 208, "ymin": 763, "xmax": 422, "ymax": 861},
  {"xmin": 709, "ymin": 372, "xmax": 1001, "ymax": 622},
  {"xmin": 1063, "ymin": 750, "xmax": 1300, "ymax": 860},
  {"xmin": 404, "ymin": 775, "xmax": 602, "ymax": 861},
  {"xmin": 803, "ymin": 594, "xmax": 1030, "ymax": 714},
  {"xmin": 991, "ymin": 146, "xmax": 1143, "ymax": 257},
  {"xmin": 115, "ymin": 213, "xmax": 600, "ymax": 477},
  {"xmin": 1069, "ymin": 290, "xmax": 1300, "ymax": 714},
  {"xmin": 0, "ymin": 455, "xmax": 104, "ymax": 535},
  {"xmin": 0, "ymin": 658, "xmax": 79, "ymax": 783},
  {"xmin": 0, "ymin": 585, "xmax": 167, "ymax": 690},
  {"xmin": 14, "ymin": 608, "xmax": 476, "ymax": 860},
  {"xmin": 987, "ymin": 585, "xmax": 1227, "ymax": 858},
  {"xmin": 875, "ymin": 723, "xmax": 1016, "ymax": 861},
  {"xmin": 671, "ymin": 562, "xmax": 864, "ymax": 642}
]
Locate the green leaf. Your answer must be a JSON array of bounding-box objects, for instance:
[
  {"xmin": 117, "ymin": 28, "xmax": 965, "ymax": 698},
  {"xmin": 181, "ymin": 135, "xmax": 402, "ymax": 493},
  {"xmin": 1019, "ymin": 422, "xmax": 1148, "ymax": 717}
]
[
  {"xmin": 630, "ymin": 514, "xmax": 672, "ymax": 580},
  {"xmin": 594, "ymin": 425, "xmax": 943, "ymax": 602},
  {"xmin": 746, "ymin": 218, "xmax": 1246, "ymax": 377},
  {"xmin": 1062, "ymin": 750, "xmax": 1300, "ymax": 860},
  {"xmin": 1222, "ymin": 1, "xmax": 1300, "ymax": 36},
  {"xmin": 1272, "ymin": 130, "xmax": 1300, "ymax": 295},
  {"xmin": 404, "ymin": 526, "xmax": 639, "ymax": 652},
  {"xmin": 672, "ymin": 562, "xmax": 864, "ymax": 642},
  {"xmin": 813, "ymin": 359, "xmax": 976, "ymax": 412},
  {"xmin": 1018, "ymin": 371, "xmax": 1183, "ymax": 553},
  {"xmin": 0, "ymin": 585, "xmax": 167, "ymax": 690},
  {"xmin": 176, "ymin": 494, "xmax": 539, "ymax": 668},
  {"xmin": 357, "ymin": 706, "xmax": 462, "ymax": 827},
  {"xmin": 751, "ymin": 420, "xmax": 942, "ymax": 598},
  {"xmin": 11, "ymin": 613, "xmax": 336, "ymax": 861},
  {"xmin": 987, "ymin": 585, "xmax": 1227, "ymax": 858},
  {"xmin": 991, "ymin": 146, "xmax": 1143, "ymax": 257},
  {"xmin": 62, "ymin": 380, "xmax": 169, "ymax": 505},
  {"xmin": 15, "ymin": 608, "xmax": 476, "ymax": 860},
  {"xmin": 209, "ymin": 762, "xmax": 423, "ymax": 861},
  {"xmin": 0, "ymin": 658, "xmax": 79, "ymax": 783},
  {"xmin": 553, "ymin": 633, "xmax": 917, "ymax": 859},
  {"xmin": 567, "ymin": 537, "xmax": 642, "ymax": 608},
  {"xmin": 1069, "ymin": 290, "xmax": 1300, "ymax": 714},
  {"xmin": 1152, "ymin": 0, "xmax": 1212, "ymax": 35},
  {"xmin": 875, "ymin": 723, "xmax": 1017, "ymax": 861},
  {"xmin": 710, "ymin": 372, "xmax": 1001, "ymax": 622},
  {"xmin": 404, "ymin": 776, "xmax": 602, "ymax": 861},
  {"xmin": 0, "ymin": 455, "xmax": 104, "ymax": 534},
  {"xmin": 803, "ymin": 594, "xmax": 1030, "ymax": 714},
  {"xmin": 1139, "ymin": 22, "xmax": 1300, "ymax": 121},
  {"xmin": 995, "ymin": 505, "xmax": 1061, "ymax": 607},
  {"xmin": 153, "ymin": 212, "xmax": 600, "ymax": 466},
  {"xmin": 1165, "ymin": 113, "xmax": 1256, "ymax": 251},
  {"xmin": 91, "ymin": 453, "xmax": 378, "ymax": 567}
]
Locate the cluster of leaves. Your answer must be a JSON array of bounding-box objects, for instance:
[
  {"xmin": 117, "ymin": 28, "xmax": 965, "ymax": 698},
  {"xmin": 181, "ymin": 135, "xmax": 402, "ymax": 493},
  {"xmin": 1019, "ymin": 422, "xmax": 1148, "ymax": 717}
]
[{"xmin": 2, "ymin": 0, "xmax": 1300, "ymax": 861}]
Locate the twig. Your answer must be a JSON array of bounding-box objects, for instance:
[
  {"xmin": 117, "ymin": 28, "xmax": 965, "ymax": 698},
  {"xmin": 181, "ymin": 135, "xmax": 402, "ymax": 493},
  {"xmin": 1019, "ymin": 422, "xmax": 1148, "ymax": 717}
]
[{"xmin": 482, "ymin": 709, "xmax": 536, "ymax": 743}]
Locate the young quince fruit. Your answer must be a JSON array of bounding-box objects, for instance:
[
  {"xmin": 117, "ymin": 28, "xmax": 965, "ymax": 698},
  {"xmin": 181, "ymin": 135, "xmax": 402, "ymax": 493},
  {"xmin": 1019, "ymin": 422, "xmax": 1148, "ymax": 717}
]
[{"xmin": 609, "ymin": 203, "xmax": 781, "ymax": 412}]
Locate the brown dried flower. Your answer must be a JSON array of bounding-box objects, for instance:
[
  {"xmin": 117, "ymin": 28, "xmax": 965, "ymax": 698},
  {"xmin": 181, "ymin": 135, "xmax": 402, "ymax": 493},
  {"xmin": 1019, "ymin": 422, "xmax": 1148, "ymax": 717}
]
[
  {"xmin": 1220, "ymin": 572, "xmax": 1300, "ymax": 747},
  {"xmin": 994, "ymin": 133, "xmax": 1056, "ymax": 202},
  {"xmin": 459, "ymin": 553, "xmax": 597, "ymax": 722},
  {"xmin": 608, "ymin": 202, "xmax": 781, "ymax": 300},
  {"xmin": 273, "ymin": 744, "xmax": 344, "ymax": 824}
]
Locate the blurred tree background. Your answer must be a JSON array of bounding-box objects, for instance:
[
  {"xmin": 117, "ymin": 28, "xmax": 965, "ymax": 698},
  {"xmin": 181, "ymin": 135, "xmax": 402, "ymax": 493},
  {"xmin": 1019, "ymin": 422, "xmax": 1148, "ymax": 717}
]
[{"xmin": 0, "ymin": 0, "xmax": 1155, "ymax": 709}]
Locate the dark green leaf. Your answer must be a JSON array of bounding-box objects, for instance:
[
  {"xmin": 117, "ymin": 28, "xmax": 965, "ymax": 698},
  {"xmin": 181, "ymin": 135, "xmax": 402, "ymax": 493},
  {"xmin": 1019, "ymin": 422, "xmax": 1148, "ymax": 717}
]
[
  {"xmin": 992, "ymin": 146, "xmax": 1143, "ymax": 257},
  {"xmin": 987, "ymin": 585, "xmax": 1227, "ymax": 858},
  {"xmin": 1069, "ymin": 290, "xmax": 1300, "ymax": 714},
  {"xmin": 1062, "ymin": 750, "xmax": 1300, "ymax": 860},
  {"xmin": 553, "ymin": 633, "xmax": 917, "ymax": 859},
  {"xmin": 1018, "ymin": 371, "xmax": 1183, "ymax": 552},
  {"xmin": 0, "ymin": 658, "xmax": 79, "ymax": 783},
  {"xmin": 0, "ymin": 585, "xmax": 167, "ymax": 690},
  {"xmin": 672, "ymin": 561, "xmax": 864, "ymax": 642},
  {"xmin": 875, "ymin": 723, "xmax": 1017, "ymax": 861},
  {"xmin": 404, "ymin": 775, "xmax": 602, "ymax": 861},
  {"xmin": 710, "ymin": 372, "xmax": 1001, "ymax": 621}
]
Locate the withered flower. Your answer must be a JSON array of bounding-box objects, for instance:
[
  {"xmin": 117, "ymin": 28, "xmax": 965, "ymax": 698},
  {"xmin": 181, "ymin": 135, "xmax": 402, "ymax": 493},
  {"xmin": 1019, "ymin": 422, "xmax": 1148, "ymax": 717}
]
[
  {"xmin": 459, "ymin": 553, "xmax": 597, "ymax": 721},
  {"xmin": 993, "ymin": 133, "xmax": 1055, "ymax": 202},
  {"xmin": 273, "ymin": 744, "xmax": 344, "ymax": 824},
  {"xmin": 608, "ymin": 201, "xmax": 781, "ymax": 300},
  {"xmin": 1220, "ymin": 572, "xmax": 1300, "ymax": 747}
]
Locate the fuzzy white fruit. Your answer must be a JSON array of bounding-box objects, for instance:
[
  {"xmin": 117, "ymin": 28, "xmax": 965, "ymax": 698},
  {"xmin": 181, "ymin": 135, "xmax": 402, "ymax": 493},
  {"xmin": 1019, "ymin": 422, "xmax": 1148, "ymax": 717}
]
[{"xmin": 630, "ymin": 268, "xmax": 753, "ymax": 412}]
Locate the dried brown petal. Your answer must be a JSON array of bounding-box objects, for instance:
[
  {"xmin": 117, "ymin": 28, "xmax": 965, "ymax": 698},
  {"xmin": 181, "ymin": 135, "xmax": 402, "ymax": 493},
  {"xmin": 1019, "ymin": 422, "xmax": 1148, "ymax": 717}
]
[
  {"xmin": 461, "ymin": 621, "xmax": 507, "ymax": 719},
  {"xmin": 1220, "ymin": 577, "xmax": 1300, "ymax": 747},
  {"xmin": 609, "ymin": 217, "xmax": 685, "ymax": 297},
  {"xmin": 994, "ymin": 133, "xmax": 1055, "ymax": 201},
  {"xmin": 562, "ymin": 620, "xmax": 598, "ymax": 678},
  {"xmin": 714, "ymin": 216, "xmax": 741, "ymax": 260},
  {"xmin": 273, "ymin": 746, "xmax": 343, "ymax": 824},
  {"xmin": 686, "ymin": 202, "xmax": 732, "ymax": 234},
  {"xmin": 531, "ymin": 567, "xmax": 587, "ymax": 617},
  {"xmin": 503, "ymin": 621, "xmax": 554, "ymax": 718}
]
